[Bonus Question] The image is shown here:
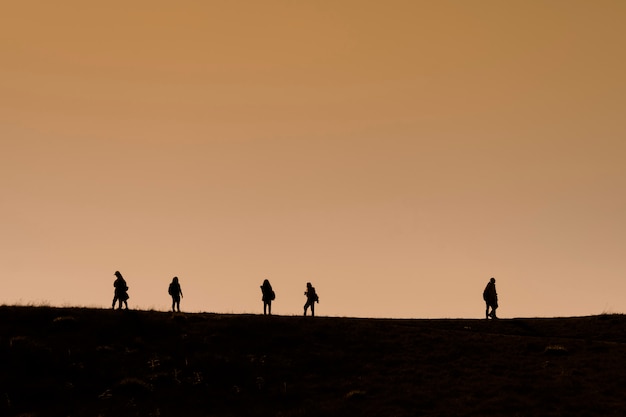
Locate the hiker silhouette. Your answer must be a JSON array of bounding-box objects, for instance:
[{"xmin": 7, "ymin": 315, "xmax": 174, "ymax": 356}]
[
  {"xmin": 303, "ymin": 282, "xmax": 319, "ymax": 317},
  {"xmin": 112, "ymin": 271, "xmax": 129, "ymax": 310},
  {"xmin": 168, "ymin": 277, "xmax": 183, "ymax": 312},
  {"xmin": 483, "ymin": 277, "xmax": 498, "ymax": 319},
  {"xmin": 260, "ymin": 279, "xmax": 275, "ymax": 315}
]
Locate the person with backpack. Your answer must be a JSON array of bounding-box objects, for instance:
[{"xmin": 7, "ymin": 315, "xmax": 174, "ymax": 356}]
[
  {"xmin": 168, "ymin": 276, "xmax": 183, "ymax": 312},
  {"xmin": 112, "ymin": 271, "xmax": 129, "ymax": 310},
  {"xmin": 260, "ymin": 279, "xmax": 275, "ymax": 315},
  {"xmin": 483, "ymin": 277, "xmax": 498, "ymax": 319},
  {"xmin": 303, "ymin": 282, "xmax": 319, "ymax": 317}
]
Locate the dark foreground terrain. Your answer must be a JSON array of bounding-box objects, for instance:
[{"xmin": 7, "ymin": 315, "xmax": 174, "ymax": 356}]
[{"xmin": 1, "ymin": 307, "xmax": 626, "ymax": 416}]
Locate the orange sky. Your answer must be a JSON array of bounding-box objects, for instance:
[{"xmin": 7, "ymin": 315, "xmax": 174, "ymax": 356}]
[{"xmin": 2, "ymin": 1, "xmax": 625, "ymax": 318}]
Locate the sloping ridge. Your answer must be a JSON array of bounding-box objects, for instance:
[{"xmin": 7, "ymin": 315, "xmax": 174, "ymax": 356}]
[{"xmin": 1, "ymin": 306, "xmax": 626, "ymax": 416}]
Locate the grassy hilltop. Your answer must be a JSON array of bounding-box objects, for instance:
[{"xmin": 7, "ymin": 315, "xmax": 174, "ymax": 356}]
[{"xmin": 1, "ymin": 306, "xmax": 626, "ymax": 417}]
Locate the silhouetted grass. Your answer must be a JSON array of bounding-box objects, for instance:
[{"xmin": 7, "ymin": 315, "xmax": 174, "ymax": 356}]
[{"xmin": 1, "ymin": 306, "xmax": 626, "ymax": 416}]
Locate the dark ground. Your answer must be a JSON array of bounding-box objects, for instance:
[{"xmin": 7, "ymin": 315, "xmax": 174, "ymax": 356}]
[{"xmin": 1, "ymin": 306, "xmax": 626, "ymax": 416}]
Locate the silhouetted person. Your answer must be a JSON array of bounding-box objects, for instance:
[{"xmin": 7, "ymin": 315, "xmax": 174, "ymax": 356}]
[
  {"xmin": 483, "ymin": 277, "xmax": 498, "ymax": 319},
  {"xmin": 112, "ymin": 271, "xmax": 129, "ymax": 310},
  {"xmin": 168, "ymin": 276, "xmax": 183, "ymax": 312},
  {"xmin": 304, "ymin": 282, "xmax": 319, "ymax": 316},
  {"xmin": 260, "ymin": 279, "xmax": 275, "ymax": 315}
]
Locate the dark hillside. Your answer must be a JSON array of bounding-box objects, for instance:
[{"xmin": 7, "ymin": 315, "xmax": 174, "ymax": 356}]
[{"xmin": 1, "ymin": 306, "xmax": 626, "ymax": 416}]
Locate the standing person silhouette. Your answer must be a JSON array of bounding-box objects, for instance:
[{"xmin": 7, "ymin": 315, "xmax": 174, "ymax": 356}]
[
  {"xmin": 483, "ymin": 277, "xmax": 498, "ymax": 319},
  {"xmin": 168, "ymin": 277, "xmax": 183, "ymax": 312},
  {"xmin": 303, "ymin": 282, "xmax": 319, "ymax": 317},
  {"xmin": 260, "ymin": 279, "xmax": 275, "ymax": 315},
  {"xmin": 112, "ymin": 271, "xmax": 129, "ymax": 310}
]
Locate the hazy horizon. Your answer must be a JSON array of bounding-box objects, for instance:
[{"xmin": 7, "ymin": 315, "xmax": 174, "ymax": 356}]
[{"xmin": 2, "ymin": 1, "xmax": 625, "ymax": 318}]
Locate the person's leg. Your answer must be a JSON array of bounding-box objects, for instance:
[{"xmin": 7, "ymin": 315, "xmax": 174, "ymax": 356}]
[
  {"xmin": 304, "ymin": 302, "xmax": 309, "ymax": 316},
  {"xmin": 268, "ymin": 301, "xmax": 272, "ymax": 315},
  {"xmin": 177, "ymin": 300, "xmax": 181, "ymax": 312},
  {"xmin": 112, "ymin": 296, "xmax": 117, "ymax": 309},
  {"xmin": 311, "ymin": 303, "xmax": 315, "ymax": 317},
  {"xmin": 485, "ymin": 302, "xmax": 490, "ymax": 319}
]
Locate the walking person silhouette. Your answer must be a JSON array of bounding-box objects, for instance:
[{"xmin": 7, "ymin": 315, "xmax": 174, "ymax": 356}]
[
  {"xmin": 483, "ymin": 277, "xmax": 498, "ymax": 319},
  {"xmin": 303, "ymin": 282, "xmax": 319, "ymax": 317},
  {"xmin": 112, "ymin": 271, "xmax": 129, "ymax": 310},
  {"xmin": 168, "ymin": 277, "xmax": 183, "ymax": 312},
  {"xmin": 260, "ymin": 279, "xmax": 275, "ymax": 315}
]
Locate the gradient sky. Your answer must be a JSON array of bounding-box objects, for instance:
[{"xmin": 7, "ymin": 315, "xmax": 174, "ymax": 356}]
[{"xmin": 2, "ymin": 1, "xmax": 625, "ymax": 318}]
